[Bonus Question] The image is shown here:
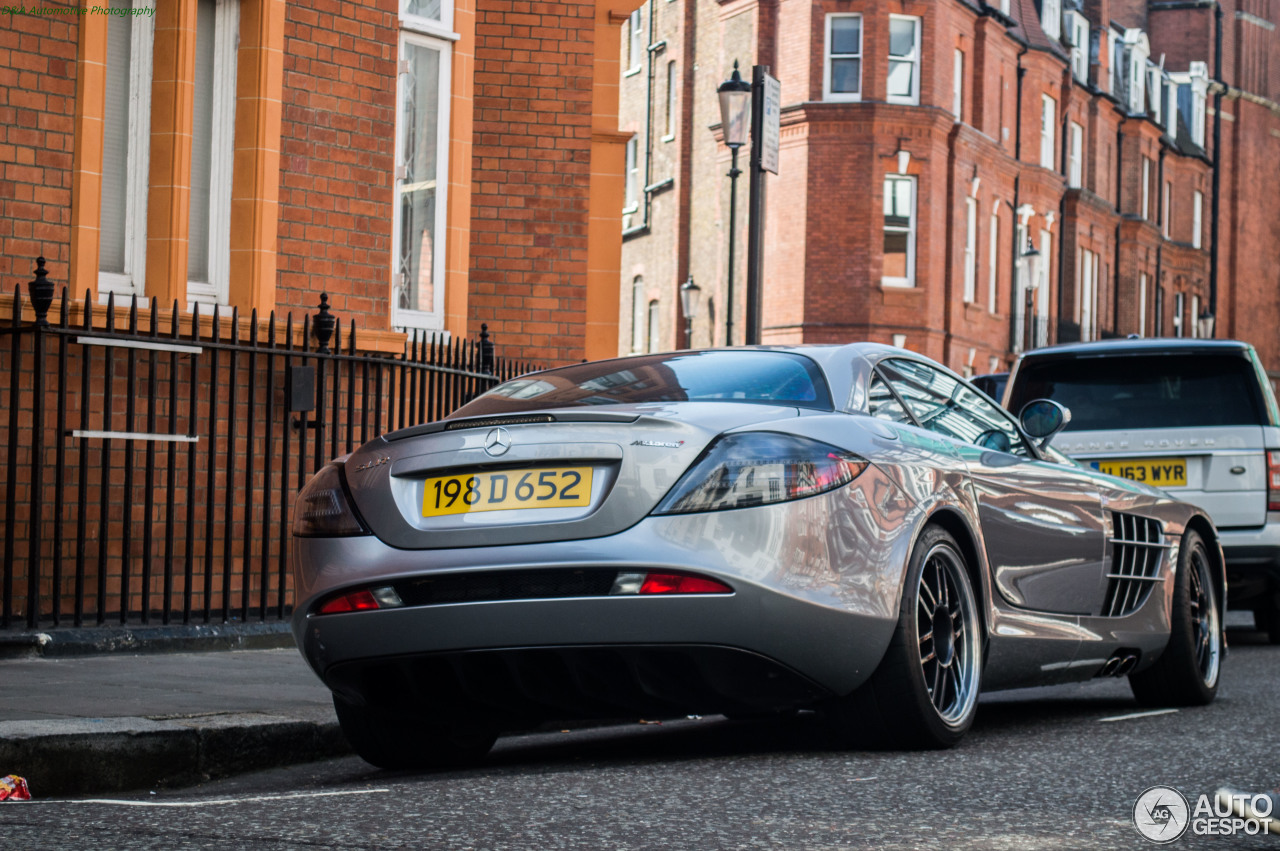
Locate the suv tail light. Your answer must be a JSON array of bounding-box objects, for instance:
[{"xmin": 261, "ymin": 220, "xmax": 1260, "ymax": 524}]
[{"xmin": 1268, "ymin": 451, "xmax": 1280, "ymax": 512}]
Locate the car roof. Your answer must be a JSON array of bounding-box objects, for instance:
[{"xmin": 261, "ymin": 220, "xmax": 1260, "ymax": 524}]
[{"xmin": 1017, "ymin": 337, "xmax": 1253, "ymax": 359}]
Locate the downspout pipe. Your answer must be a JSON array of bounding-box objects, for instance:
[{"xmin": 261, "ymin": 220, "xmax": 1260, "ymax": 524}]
[
  {"xmin": 1209, "ymin": 1, "xmax": 1222, "ymax": 328},
  {"xmin": 1010, "ymin": 45, "xmax": 1029, "ymax": 357}
]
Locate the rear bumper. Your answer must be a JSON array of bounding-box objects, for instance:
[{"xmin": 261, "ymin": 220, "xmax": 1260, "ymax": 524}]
[
  {"xmin": 1219, "ymin": 523, "xmax": 1280, "ymax": 604},
  {"xmin": 290, "ymin": 485, "xmax": 917, "ymax": 709}
]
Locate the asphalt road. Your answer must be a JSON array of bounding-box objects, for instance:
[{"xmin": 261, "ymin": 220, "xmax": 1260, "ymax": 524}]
[{"xmin": 5, "ymin": 623, "xmax": 1279, "ymax": 851}]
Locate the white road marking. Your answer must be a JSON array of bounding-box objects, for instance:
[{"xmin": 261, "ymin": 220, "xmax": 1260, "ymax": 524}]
[
  {"xmin": 1098, "ymin": 708, "xmax": 1179, "ymax": 723},
  {"xmin": 28, "ymin": 788, "xmax": 391, "ymax": 807}
]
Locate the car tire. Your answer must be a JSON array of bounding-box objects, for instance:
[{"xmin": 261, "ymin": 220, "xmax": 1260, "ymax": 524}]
[
  {"xmin": 333, "ymin": 697, "xmax": 498, "ymax": 770},
  {"xmin": 1129, "ymin": 529, "xmax": 1222, "ymax": 706},
  {"xmin": 1253, "ymin": 605, "xmax": 1280, "ymax": 645},
  {"xmin": 825, "ymin": 525, "xmax": 983, "ymax": 749}
]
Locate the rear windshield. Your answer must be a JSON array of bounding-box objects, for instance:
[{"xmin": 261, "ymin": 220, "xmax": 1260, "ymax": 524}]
[
  {"xmin": 452, "ymin": 351, "xmax": 834, "ymax": 416},
  {"xmin": 1008, "ymin": 353, "xmax": 1266, "ymax": 430}
]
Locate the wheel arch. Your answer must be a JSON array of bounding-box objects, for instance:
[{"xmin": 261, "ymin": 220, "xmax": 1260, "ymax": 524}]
[
  {"xmin": 922, "ymin": 506, "xmax": 990, "ymax": 641},
  {"xmin": 1184, "ymin": 513, "xmax": 1228, "ymax": 616}
]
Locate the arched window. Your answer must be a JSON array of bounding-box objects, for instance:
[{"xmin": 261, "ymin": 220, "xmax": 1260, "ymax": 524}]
[{"xmin": 647, "ymin": 299, "xmax": 661, "ymax": 353}]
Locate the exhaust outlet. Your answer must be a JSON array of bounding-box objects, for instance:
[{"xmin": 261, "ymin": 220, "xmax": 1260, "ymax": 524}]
[
  {"xmin": 1114, "ymin": 654, "xmax": 1139, "ymax": 676},
  {"xmin": 1099, "ymin": 657, "xmax": 1120, "ymax": 677}
]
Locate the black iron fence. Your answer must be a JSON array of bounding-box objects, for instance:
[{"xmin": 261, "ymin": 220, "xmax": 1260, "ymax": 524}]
[{"xmin": 0, "ymin": 259, "xmax": 537, "ymax": 631}]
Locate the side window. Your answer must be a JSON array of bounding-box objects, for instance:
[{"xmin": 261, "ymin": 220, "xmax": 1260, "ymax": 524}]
[
  {"xmin": 868, "ymin": 374, "xmax": 912, "ymax": 423},
  {"xmin": 880, "ymin": 359, "xmax": 1030, "ymax": 456}
]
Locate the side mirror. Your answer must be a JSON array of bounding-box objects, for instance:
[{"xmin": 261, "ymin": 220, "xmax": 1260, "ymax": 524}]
[{"xmin": 1019, "ymin": 399, "xmax": 1071, "ymax": 448}]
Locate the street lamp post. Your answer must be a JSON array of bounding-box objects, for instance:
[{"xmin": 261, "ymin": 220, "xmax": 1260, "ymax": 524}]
[
  {"xmin": 679, "ymin": 275, "xmax": 701, "ymax": 348},
  {"xmin": 1197, "ymin": 309, "xmax": 1216, "ymax": 339},
  {"xmin": 1021, "ymin": 236, "xmax": 1041, "ymax": 353},
  {"xmin": 717, "ymin": 62, "xmax": 751, "ymax": 346}
]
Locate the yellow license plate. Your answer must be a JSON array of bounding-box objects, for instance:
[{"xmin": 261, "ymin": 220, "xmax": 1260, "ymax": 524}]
[
  {"xmin": 422, "ymin": 466, "xmax": 594, "ymax": 517},
  {"xmin": 1095, "ymin": 457, "xmax": 1187, "ymax": 487}
]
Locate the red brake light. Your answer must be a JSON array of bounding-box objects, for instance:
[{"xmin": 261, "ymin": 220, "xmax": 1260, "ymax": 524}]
[
  {"xmin": 317, "ymin": 589, "xmax": 380, "ymax": 615},
  {"xmin": 1268, "ymin": 451, "xmax": 1280, "ymax": 512},
  {"xmin": 638, "ymin": 572, "xmax": 732, "ymax": 594}
]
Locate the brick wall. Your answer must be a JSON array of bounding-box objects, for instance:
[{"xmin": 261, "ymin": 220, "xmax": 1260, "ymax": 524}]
[
  {"xmin": 0, "ymin": 8, "xmax": 77, "ymax": 288},
  {"xmin": 469, "ymin": 0, "xmax": 596, "ymax": 365},
  {"xmin": 276, "ymin": 0, "xmax": 398, "ymax": 325}
]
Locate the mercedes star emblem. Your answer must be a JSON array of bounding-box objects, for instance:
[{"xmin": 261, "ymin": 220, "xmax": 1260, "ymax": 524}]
[{"xmin": 484, "ymin": 427, "xmax": 512, "ymax": 457}]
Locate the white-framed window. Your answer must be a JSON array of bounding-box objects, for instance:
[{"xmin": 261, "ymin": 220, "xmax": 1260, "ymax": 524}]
[
  {"xmin": 1105, "ymin": 29, "xmax": 1116, "ymax": 96},
  {"xmin": 392, "ymin": 30, "xmax": 452, "ymax": 330},
  {"xmin": 953, "ymin": 49, "xmax": 964, "ymax": 120},
  {"xmin": 1068, "ymin": 121, "xmax": 1083, "ymax": 188},
  {"xmin": 186, "ymin": 0, "xmax": 239, "ymax": 308},
  {"xmin": 882, "ymin": 174, "xmax": 917, "ymax": 287},
  {"xmin": 1191, "ymin": 294, "xmax": 1201, "ymax": 337},
  {"xmin": 1148, "ymin": 65, "xmax": 1162, "ymax": 124},
  {"xmin": 1141, "ymin": 156, "xmax": 1150, "ymax": 219},
  {"xmin": 402, "ymin": 0, "xmax": 454, "ymax": 38},
  {"xmin": 1040, "ymin": 0, "xmax": 1061, "ymax": 40},
  {"xmin": 1066, "ymin": 11, "xmax": 1089, "ymax": 81},
  {"xmin": 1173, "ymin": 62, "xmax": 1209, "ymax": 148},
  {"xmin": 823, "ymin": 14, "xmax": 863, "ymax": 101},
  {"xmin": 1165, "ymin": 81, "xmax": 1178, "ymax": 138},
  {"xmin": 99, "ymin": 0, "xmax": 155, "ymax": 299},
  {"xmin": 1038, "ymin": 229, "xmax": 1052, "ymax": 347},
  {"xmin": 1193, "ymin": 190, "xmax": 1203, "ymax": 249},
  {"xmin": 624, "ymin": 136, "xmax": 639, "ymax": 212},
  {"xmin": 664, "ymin": 60, "xmax": 676, "ymax": 139},
  {"xmin": 1174, "ymin": 291, "xmax": 1185, "ymax": 337},
  {"xmin": 887, "ymin": 16, "xmax": 921, "ymax": 106},
  {"xmin": 1078, "ymin": 247, "xmax": 1096, "ymax": 341},
  {"xmin": 963, "ymin": 196, "xmax": 977, "ymax": 302},
  {"xmin": 631, "ymin": 276, "xmax": 645, "ymax": 353},
  {"xmin": 626, "ymin": 9, "xmax": 643, "ymax": 74},
  {"xmin": 1123, "ymin": 29, "xmax": 1149, "ymax": 115},
  {"xmin": 1040, "ymin": 94, "xmax": 1056, "ymax": 169},
  {"xmin": 1162, "ymin": 180, "xmax": 1171, "ymax": 239},
  {"xmin": 1138, "ymin": 272, "xmax": 1148, "ymax": 336},
  {"xmin": 988, "ymin": 206, "xmax": 999, "ymax": 313},
  {"xmin": 647, "ymin": 299, "xmax": 660, "ymax": 353}
]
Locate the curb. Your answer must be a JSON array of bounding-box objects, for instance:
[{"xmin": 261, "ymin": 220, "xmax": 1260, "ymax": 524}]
[
  {"xmin": 0, "ymin": 622, "xmax": 294, "ymax": 659},
  {"xmin": 0, "ymin": 714, "xmax": 351, "ymax": 797}
]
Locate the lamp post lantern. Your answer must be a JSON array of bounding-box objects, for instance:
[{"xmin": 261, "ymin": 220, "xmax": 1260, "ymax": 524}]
[
  {"xmin": 1020, "ymin": 236, "xmax": 1041, "ymax": 352},
  {"xmin": 717, "ymin": 61, "xmax": 750, "ymax": 346},
  {"xmin": 1197, "ymin": 309, "xmax": 1216, "ymax": 339},
  {"xmin": 679, "ymin": 275, "xmax": 701, "ymax": 348}
]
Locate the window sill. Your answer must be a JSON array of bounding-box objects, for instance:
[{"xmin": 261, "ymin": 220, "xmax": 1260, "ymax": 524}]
[{"xmin": 623, "ymin": 66, "xmax": 642, "ymax": 78}]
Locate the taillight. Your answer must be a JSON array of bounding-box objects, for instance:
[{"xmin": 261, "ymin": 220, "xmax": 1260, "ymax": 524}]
[
  {"xmin": 609, "ymin": 571, "xmax": 732, "ymax": 595},
  {"xmin": 653, "ymin": 432, "xmax": 869, "ymax": 515},
  {"xmin": 315, "ymin": 586, "xmax": 404, "ymax": 615},
  {"xmin": 1268, "ymin": 451, "xmax": 1280, "ymax": 512}
]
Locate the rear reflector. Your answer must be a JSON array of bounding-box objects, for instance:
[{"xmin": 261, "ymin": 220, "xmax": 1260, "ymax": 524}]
[
  {"xmin": 1268, "ymin": 451, "xmax": 1280, "ymax": 511},
  {"xmin": 315, "ymin": 586, "xmax": 404, "ymax": 615},
  {"xmin": 638, "ymin": 572, "xmax": 732, "ymax": 595}
]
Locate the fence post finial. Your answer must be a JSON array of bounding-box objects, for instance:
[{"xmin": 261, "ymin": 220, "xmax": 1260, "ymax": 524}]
[
  {"xmin": 29, "ymin": 256, "xmax": 53, "ymax": 326},
  {"xmin": 313, "ymin": 293, "xmax": 336, "ymax": 354},
  {"xmin": 479, "ymin": 322, "xmax": 495, "ymax": 374}
]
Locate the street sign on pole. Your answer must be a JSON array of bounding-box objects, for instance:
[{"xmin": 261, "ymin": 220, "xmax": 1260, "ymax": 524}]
[{"xmin": 760, "ymin": 71, "xmax": 780, "ymax": 175}]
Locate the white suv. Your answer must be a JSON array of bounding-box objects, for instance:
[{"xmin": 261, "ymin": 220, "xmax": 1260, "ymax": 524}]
[{"xmin": 1005, "ymin": 338, "xmax": 1280, "ymax": 642}]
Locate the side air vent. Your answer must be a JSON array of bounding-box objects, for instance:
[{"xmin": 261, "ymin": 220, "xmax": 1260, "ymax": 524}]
[
  {"xmin": 1103, "ymin": 513, "xmax": 1170, "ymax": 617},
  {"xmin": 444, "ymin": 415, "xmax": 556, "ymax": 431}
]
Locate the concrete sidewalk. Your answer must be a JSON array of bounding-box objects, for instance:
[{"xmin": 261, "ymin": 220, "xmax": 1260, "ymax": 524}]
[{"xmin": 0, "ymin": 627, "xmax": 350, "ymax": 797}]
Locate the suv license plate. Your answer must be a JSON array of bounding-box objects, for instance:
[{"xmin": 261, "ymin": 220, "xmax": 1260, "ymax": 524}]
[
  {"xmin": 1093, "ymin": 458, "xmax": 1187, "ymax": 487},
  {"xmin": 423, "ymin": 467, "xmax": 594, "ymax": 517}
]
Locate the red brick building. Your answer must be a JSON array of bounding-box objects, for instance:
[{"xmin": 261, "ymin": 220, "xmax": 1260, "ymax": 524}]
[
  {"xmin": 619, "ymin": 0, "xmax": 1280, "ymax": 384},
  {"xmin": 0, "ymin": 0, "xmax": 644, "ymax": 366}
]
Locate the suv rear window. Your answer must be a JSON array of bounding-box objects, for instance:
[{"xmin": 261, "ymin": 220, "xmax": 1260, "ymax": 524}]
[
  {"xmin": 454, "ymin": 351, "xmax": 834, "ymax": 415},
  {"xmin": 1008, "ymin": 353, "xmax": 1266, "ymax": 431}
]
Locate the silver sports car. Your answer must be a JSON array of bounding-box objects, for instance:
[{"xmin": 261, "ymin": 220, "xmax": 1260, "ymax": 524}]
[{"xmin": 292, "ymin": 344, "xmax": 1224, "ymax": 768}]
